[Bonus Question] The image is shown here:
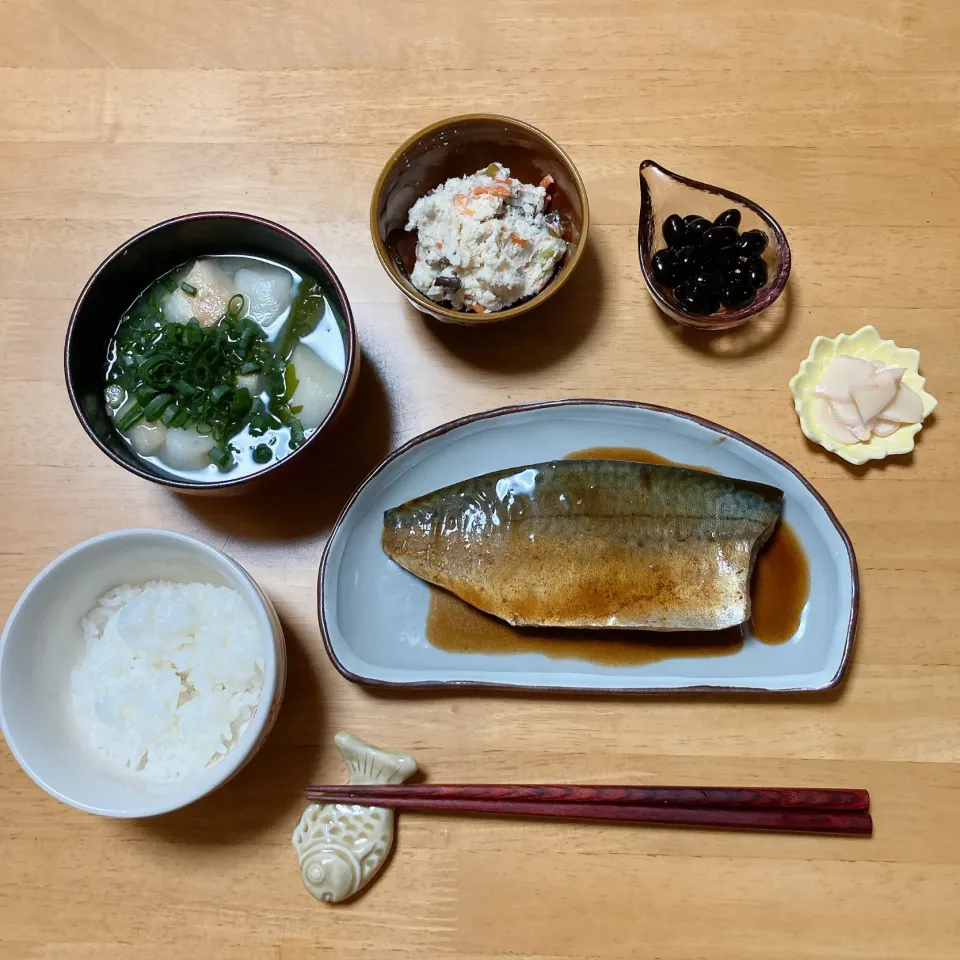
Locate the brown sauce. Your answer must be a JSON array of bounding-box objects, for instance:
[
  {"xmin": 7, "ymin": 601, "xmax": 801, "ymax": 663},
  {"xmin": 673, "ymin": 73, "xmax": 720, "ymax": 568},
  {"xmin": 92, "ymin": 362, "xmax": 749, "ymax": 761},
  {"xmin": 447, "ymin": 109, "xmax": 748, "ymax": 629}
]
[
  {"xmin": 426, "ymin": 590, "xmax": 745, "ymax": 665},
  {"xmin": 424, "ymin": 447, "xmax": 810, "ymax": 664},
  {"xmin": 748, "ymin": 519, "xmax": 809, "ymax": 644},
  {"xmin": 565, "ymin": 445, "xmax": 714, "ymax": 469}
]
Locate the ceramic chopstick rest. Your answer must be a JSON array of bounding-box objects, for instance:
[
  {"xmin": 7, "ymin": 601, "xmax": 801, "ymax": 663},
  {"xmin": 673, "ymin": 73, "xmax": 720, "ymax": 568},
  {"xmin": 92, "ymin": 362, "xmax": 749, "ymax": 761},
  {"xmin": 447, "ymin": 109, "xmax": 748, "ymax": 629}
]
[{"xmin": 292, "ymin": 732, "xmax": 417, "ymax": 903}]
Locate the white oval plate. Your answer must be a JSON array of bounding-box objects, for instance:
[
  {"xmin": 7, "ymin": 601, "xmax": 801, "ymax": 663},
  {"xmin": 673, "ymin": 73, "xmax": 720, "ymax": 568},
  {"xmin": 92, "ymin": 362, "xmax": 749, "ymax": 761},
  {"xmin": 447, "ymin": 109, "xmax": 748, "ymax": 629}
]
[{"xmin": 319, "ymin": 400, "xmax": 858, "ymax": 693}]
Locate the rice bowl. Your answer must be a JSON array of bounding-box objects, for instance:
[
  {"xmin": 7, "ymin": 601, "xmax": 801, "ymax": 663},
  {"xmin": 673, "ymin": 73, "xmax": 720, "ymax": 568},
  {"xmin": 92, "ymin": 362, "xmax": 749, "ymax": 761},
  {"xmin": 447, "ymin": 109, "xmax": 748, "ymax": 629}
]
[{"xmin": 0, "ymin": 529, "xmax": 286, "ymax": 817}]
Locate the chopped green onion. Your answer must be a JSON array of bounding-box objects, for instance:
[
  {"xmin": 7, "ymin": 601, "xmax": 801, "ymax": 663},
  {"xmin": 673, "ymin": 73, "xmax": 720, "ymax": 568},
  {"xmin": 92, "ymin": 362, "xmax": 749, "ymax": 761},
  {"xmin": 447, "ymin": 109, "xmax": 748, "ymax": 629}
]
[
  {"xmin": 208, "ymin": 445, "xmax": 232, "ymax": 468},
  {"xmin": 248, "ymin": 398, "xmax": 281, "ymax": 436},
  {"xmin": 143, "ymin": 393, "xmax": 173, "ymax": 422},
  {"xmin": 230, "ymin": 387, "xmax": 252, "ymax": 418},
  {"xmin": 209, "ymin": 384, "xmax": 232, "ymax": 406},
  {"xmin": 107, "ymin": 264, "xmax": 328, "ymax": 475},
  {"xmin": 116, "ymin": 404, "xmax": 144, "ymax": 431},
  {"xmin": 136, "ymin": 385, "xmax": 157, "ymax": 406},
  {"xmin": 288, "ymin": 417, "xmax": 305, "ymax": 449},
  {"xmin": 252, "ymin": 444, "xmax": 272, "ymax": 464},
  {"xmin": 266, "ymin": 369, "xmax": 285, "ymax": 399},
  {"xmin": 169, "ymin": 408, "xmax": 191, "ymax": 428},
  {"xmin": 193, "ymin": 363, "xmax": 214, "ymax": 387}
]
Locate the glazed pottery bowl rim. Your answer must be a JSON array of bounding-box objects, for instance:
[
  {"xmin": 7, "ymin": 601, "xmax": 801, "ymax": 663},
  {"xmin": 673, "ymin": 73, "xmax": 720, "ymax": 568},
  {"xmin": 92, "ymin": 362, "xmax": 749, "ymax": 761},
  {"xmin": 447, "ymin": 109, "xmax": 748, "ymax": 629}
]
[
  {"xmin": 64, "ymin": 210, "xmax": 359, "ymax": 492},
  {"xmin": 0, "ymin": 527, "xmax": 284, "ymax": 818},
  {"xmin": 370, "ymin": 113, "xmax": 590, "ymax": 324},
  {"xmin": 638, "ymin": 159, "xmax": 792, "ymax": 331}
]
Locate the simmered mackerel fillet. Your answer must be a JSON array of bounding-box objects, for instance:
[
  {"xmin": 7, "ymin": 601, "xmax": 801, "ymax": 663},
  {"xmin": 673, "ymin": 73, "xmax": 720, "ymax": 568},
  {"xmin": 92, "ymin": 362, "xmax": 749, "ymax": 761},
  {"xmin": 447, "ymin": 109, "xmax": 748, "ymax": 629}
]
[{"xmin": 382, "ymin": 460, "xmax": 783, "ymax": 631}]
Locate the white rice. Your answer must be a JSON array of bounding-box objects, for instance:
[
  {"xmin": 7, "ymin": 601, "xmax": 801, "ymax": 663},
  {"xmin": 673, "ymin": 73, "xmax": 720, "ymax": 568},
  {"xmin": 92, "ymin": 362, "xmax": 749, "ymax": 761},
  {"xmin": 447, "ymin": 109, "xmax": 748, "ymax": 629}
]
[{"xmin": 71, "ymin": 581, "xmax": 265, "ymax": 780}]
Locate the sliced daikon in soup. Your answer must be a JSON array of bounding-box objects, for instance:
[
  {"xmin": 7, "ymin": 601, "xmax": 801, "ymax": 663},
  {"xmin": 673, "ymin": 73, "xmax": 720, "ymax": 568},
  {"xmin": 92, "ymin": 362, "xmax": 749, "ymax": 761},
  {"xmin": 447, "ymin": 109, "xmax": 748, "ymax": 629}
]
[
  {"xmin": 234, "ymin": 265, "xmax": 294, "ymax": 329},
  {"xmin": 163, "ymin": 259, "xmax": 236, "ymax": 327},
  {"xmin": 128, "ymin": 421, "xmax": 167, "ymax": 457},
  {"xmin": 289, "ymin": 343, "xmax": 343, "ymax": 429},
  {"xmin": 161, "ymin": 426, "xmax": 218, "ymax": 470}
]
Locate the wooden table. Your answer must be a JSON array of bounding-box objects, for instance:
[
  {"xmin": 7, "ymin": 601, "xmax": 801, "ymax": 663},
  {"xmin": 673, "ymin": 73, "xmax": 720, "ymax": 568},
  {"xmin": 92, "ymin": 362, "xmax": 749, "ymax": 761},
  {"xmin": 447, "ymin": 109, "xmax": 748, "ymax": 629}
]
[{"xmin": 2, "ymin": 1, "xmax": 958, "ymax": 957}]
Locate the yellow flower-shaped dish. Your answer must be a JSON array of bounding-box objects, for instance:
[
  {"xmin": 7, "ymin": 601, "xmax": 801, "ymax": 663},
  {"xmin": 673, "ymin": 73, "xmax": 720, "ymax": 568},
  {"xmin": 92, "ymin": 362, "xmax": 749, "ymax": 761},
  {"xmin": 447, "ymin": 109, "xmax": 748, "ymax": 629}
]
[{"xmin": 789, "ymin": 325, "xmax": 937, "ymax": 465}]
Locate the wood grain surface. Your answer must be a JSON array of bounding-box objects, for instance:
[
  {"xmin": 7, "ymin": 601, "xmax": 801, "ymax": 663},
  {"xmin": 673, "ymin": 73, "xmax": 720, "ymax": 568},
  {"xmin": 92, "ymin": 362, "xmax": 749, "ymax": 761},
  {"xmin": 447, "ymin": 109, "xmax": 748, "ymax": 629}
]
[{"xmin": 1, "ymin": 1, "xmax": 958, "ymax": 957}]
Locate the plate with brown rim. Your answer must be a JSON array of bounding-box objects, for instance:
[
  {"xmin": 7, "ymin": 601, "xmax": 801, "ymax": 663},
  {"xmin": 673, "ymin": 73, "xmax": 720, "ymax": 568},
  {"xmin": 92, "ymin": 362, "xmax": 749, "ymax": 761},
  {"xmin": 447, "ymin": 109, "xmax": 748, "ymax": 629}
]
[{"xmin": 318, "ymin": 400, "xmax": 857, "ymax": 694}]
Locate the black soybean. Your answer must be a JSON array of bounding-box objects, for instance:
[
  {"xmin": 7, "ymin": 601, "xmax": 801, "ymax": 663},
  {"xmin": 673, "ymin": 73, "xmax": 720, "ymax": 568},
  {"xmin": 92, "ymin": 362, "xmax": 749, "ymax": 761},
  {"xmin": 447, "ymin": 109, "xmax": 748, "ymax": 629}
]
[
  {"xmin": 712, "ymin": 247, "xmax": 742, "ymax": 274},
  {"xmin": 720, "ymin": 280, "xmax": 756, "ymax": 309},
  {"xmin": 713, "ymin": 208, "xmax": 742, "ymax": 229},
  {"xmin": 652, "ymin": 248, "xmax": 680, "ymax": 287},
  {"xmin": 654, "ymin": 210, "xmax": 771, "ymax": 317},
  {"xmin": 738, "ymin": 229, "xmax": 769, "ymax": 257},
  {"xmin": 702, "ymin": 225, "xmax": 739, "ymax": 253},
  {"xmin": 697, "ymin": 291, "xmax": 721, "ymax": 314},
  {"xmin": 684, "ymin": 216, "xmax": 712, "ymax": 244},
  {"xmin": 674, "ymin": 281, "xmax": 700, "ymax": 309},
  {"xmin": 745, "ymin": 257, "xmax": 768, "ymax": 289},
  {"xmin": 724, "ymin": 263, "xmax": 748, "ymax": 284},
  {"xmin": 675, "ymin": 281, "xmax": 719, "ymax": 315},
  {"xmin": 674, "ymin": 245, "xmax": 701, "ymax": 280},
  {"xmin": 662, "ymin": 214, "xmax": 687, "ymax": 248},
  {"xmin": 692, "ymin": 271, "xmax": 722, "ymax": 294}
]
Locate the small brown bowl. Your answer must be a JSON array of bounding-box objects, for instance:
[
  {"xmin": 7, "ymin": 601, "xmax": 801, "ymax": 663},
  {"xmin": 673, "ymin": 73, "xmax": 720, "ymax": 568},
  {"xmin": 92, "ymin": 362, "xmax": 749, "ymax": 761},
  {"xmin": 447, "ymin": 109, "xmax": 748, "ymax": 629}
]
[
  {"xmin": 370, "ymin": 114, "xmax": 589, "ymax": 325},
  {"xmin": 65, "ymin": 212, "xmax": 359, "ymax": 495},
  {"xmin": 638, "ymin": 160, "xmax": 791, "ymax": 331}
]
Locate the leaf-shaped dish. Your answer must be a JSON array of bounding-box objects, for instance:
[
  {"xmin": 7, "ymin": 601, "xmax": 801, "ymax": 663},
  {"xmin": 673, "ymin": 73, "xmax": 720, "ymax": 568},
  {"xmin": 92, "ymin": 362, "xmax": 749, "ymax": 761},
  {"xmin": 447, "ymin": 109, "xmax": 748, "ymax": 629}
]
[
  {"xmin": 638, "ymin": 160, "xmax": 791, "ymax": 330},
  {"xmin": 788, "ymin": 325, "xmax": 937, "ymax": 464}
]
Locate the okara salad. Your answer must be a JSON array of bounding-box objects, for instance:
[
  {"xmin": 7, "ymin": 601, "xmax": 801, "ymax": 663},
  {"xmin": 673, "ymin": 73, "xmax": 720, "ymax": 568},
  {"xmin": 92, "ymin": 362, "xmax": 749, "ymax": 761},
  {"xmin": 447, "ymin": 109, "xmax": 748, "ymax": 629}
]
[{"xmin": 405, "ymin": 162, "xmax": 567, "ymax": 314}]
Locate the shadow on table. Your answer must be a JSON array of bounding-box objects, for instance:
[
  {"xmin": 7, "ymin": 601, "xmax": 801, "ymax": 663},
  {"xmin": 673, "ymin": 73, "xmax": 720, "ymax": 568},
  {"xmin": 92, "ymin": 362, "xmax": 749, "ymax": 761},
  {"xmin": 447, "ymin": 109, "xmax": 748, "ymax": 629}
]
[
  {"xmin": 136, "ymin": 613, "xmax": 323, "ymax": 845},
  {"xmin": 176, "ymin": 354, "xmax": 395, "ymax": 541},
  {"xmin": 661, "ymin": 282, "xmax": 795, "ymax": 358},
  {"xmin": 419, "ymin": 238, "xmax": 605, "ymax": 373}
]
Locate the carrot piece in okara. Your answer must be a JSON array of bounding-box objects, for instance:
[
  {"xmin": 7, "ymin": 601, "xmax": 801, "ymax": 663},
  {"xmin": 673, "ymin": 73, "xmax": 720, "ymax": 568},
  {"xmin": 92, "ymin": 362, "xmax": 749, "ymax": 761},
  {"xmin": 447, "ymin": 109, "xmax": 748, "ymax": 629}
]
[
  {"xmin": 454, "ymin": 194, "xmax": 476, "ymax": 215},
  {"xmin": 475, "ymin": 183, "xmax": 512, "ymax": 197}
]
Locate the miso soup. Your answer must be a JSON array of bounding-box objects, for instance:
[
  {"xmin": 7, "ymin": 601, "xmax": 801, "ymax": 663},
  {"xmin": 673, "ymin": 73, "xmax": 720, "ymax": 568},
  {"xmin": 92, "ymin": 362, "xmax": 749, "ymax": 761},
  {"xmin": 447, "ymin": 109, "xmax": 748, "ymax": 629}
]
[{"xmin": 104, "ymin": 256, "xmax": 346, "ymax": 480}]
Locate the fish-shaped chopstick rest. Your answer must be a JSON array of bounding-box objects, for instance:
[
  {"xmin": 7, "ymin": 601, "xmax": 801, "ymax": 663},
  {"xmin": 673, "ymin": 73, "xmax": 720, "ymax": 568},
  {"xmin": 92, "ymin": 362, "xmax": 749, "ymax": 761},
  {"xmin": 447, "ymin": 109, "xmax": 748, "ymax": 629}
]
[{"xmin": 292, "ymin": 732, "xmax": 417, "ymax": 903}]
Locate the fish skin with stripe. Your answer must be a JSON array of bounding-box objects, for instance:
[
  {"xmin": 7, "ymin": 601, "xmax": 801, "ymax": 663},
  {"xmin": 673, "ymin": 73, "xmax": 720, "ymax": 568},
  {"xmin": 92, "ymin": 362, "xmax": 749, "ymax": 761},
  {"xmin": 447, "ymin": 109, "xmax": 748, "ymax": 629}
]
[{"xmin": 382, "ymin": 459, "xmax": 783, "ymax": 632}]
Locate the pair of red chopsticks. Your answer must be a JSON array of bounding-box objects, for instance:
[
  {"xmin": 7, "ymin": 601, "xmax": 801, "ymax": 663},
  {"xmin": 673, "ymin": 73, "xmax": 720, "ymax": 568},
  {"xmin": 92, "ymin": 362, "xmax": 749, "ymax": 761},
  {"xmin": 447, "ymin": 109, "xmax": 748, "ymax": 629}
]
[{"xmin": 304, "ymin": 784, "xmax": 873, "ymax": 836}]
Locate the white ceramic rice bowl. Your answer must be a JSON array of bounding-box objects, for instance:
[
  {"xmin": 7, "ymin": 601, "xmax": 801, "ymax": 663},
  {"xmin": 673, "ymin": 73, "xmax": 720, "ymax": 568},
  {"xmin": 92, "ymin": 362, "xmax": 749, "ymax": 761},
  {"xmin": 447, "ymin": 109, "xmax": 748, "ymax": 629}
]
[{"xmin": 0, "ymin": 528, "xmax": 286, "ymax": 817}]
